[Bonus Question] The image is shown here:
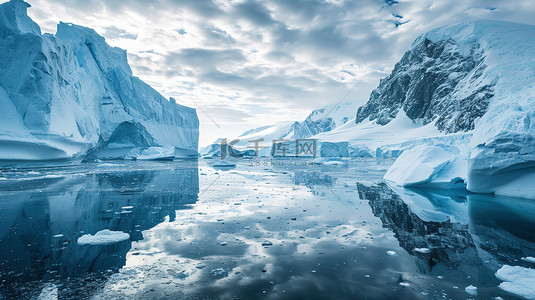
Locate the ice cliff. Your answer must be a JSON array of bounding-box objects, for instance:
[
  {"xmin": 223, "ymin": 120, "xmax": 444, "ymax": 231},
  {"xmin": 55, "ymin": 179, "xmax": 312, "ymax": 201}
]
[{"xmin": 0, "ymin": 0, "xmax": 199, "ymax": 162}]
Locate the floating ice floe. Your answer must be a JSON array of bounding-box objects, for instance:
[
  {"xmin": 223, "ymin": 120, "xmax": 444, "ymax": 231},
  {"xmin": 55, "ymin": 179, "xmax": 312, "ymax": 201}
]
[
  {"xmin": 77, "ymin": 229, "xmax": 130, "ymax": 246},
  {"xmin": 465, "ymin": 285, "xmax": 477, "ymax": 296},
  {"xmin": 413, "ymin": 247, "xmax": 431, "ymax": 254},
  {"xmin": 496, "ymin": 265, "xmax": 535, "ymax": 300},
  {"xmin": 522, "ymin": 257, "xmax": 535, "ymax": 264}
]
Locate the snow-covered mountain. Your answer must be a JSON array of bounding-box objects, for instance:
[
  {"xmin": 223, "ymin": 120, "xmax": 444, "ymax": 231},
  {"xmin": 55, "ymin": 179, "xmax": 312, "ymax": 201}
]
[
  {"xmin": 201, "ymin": 102, "xmax": 358, "ymax": 157},
  {"xmin": 320, "ymin": 20, "xmax": 535, "ymax": 199},
  {"xmin": 0, "ymin": 0, "xmax": 199, "ymax": 163}
]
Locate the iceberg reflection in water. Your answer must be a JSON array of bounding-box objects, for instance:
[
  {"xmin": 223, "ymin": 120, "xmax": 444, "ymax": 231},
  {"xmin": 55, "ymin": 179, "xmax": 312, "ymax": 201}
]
[
  {"xmin": 0, "ymin": 161, "xmax": 199, "ymax": 299},
  {"xmin": 0, "ymin": 159, "xmax": 533, "ymax": 299}
]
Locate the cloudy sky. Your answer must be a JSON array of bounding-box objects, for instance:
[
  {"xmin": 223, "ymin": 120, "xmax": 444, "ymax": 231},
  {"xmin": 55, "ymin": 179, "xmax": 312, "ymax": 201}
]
[{"xmin": 25, "ymin": 0, "xmax": 535, "ymax": 145}]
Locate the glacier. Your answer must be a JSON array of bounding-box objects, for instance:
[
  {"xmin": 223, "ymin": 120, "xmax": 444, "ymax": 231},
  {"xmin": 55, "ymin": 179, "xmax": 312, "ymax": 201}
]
[{"xmin": 0, "ymin": 0, "xmax": 199, "ymax": 164}]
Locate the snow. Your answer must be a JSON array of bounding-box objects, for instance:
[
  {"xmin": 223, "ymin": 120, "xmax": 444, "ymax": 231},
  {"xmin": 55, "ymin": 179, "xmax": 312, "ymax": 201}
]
[
  {"xmin": 0, "ymin": 1, "xmax": 199, "ymax": 162},
  {"xmin": 496, "ymin": 265, "xmax": 535, "ymax": 299},
  {"xmin": 77, "ymin": 229, "xmax": 130, "ymax": 246}
]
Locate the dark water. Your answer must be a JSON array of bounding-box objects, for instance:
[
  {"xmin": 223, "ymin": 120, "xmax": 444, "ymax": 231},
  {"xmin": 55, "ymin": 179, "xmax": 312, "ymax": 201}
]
[{"xmin": 0, "ymin": 159, "xmax": 534, "ymax": 299}]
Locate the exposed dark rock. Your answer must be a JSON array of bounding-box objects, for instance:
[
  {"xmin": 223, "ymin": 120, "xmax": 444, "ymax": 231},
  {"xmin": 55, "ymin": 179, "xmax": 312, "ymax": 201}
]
[{"xmin": 355, "ymin": 38, "xmax": 494, "ymax": 133}]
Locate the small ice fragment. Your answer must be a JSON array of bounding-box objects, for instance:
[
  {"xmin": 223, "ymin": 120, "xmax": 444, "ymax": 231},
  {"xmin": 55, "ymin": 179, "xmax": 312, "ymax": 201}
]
[
  {"xmin": 77, "ymin": 229, "xmax": 130, "ymax": 246},
  {"xmin": 121, "ymin": 206, "xmax": 133, "ymax": 210},
  {"xmin": 387, "ymin": 251, "xmax": 397, "ymax": 256},
  {"xmin": 220, "ymin": 242, "xmax": 227, "ymax": 246},
  {"xmin": 521, "ymin": 257, "xmax": 535, "ymax": 264},
  {"xmin": 53, "ymin": 234, "xmax": 64, "ymax": 238},
  {"xmin": 413, "ymin": 247, "xmax": 431, "ymax": 253},
  {"xmin": 465, "ymin": 285, "xmax": 477, "ymax": 296},
  {"xmin": 365, "ymin": 274, "xmax": 370, "ymax": 278},
  {"xmin": 399, "ymin": 282, "xmax": 410, "ymax": 287}
]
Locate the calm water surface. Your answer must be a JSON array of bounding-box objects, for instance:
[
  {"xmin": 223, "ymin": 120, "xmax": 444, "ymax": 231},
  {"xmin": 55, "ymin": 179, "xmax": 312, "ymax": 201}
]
[{"xmin": 0, "ymin": 159, "xmax": 534, "ymax": 299}]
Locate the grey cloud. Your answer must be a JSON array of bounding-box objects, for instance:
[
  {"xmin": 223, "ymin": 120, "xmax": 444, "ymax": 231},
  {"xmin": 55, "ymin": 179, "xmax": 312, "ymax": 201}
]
[
  {"xmin": 102, "ymin": 25, "xmax": 138, "ymax": 40},
  {"xmin": 199, "ymin": 24, "xmax": 236, "ymax": 46},
  {"xmin": 165, "ymin": 48, "xmax": 246, "ymax": 70},
  {"xmin": 231, "ymin": 0, "xmax": 275, "ymax": 27}
]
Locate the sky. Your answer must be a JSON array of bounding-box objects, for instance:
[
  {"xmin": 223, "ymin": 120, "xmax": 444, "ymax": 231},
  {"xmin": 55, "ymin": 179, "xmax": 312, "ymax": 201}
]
[{"xmin": 24, "ymin": 0, "xmax": 535, "ymax": 146}]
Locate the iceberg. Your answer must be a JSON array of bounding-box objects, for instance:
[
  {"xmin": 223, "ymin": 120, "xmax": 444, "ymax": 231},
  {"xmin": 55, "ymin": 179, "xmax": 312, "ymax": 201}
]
[
  {"xmin": 496, "ymin": 265, "xmax": 535, "ymax": 300},
  {"xmin": 0, "ymin": 0, "xmax": 199, "ymax": 163},
  {"xmin": 384, "ymin": 145, "xmax": 467, "ymax": 189}
]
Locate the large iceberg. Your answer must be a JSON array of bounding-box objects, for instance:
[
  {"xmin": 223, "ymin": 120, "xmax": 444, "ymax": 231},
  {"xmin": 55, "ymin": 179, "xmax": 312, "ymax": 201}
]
[{"xmin": 0, "ymin": 0, "xmax": 199, "ymax": 163}]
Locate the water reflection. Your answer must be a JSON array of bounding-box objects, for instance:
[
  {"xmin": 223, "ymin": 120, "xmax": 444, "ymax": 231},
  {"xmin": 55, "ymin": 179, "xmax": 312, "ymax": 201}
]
[
  {"xmin": 358, "ymin": 182, "xmax": 535, "ymax": 298},
  {"xmin": 0, "ymin": 162, "xmax": 199, "ymax": 299}
]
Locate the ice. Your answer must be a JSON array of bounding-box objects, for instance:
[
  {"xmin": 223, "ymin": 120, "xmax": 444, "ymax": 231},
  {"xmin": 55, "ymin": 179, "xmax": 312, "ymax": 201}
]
[
  {"xmin": 386, "ymin": 251, "xmax": 397, "ymax": 256},
  {"xmin": 320, "ymin": 142, "xmax": 349, "ymax": 157},
  {"xmin": 496, "ymin": 265, "xmax": 535, "ymax": 300},
  {"xmin": 322, "ymin": 160, "xmax": 348, "ymax": 166},
  {"xmin": 37, "ymin": 284, "xmax": 58, "ymax": 300},
  {"xmin": 384, "ymin": 145, "xmax": 454, "ymax": 187},
  {"xmin": 465, "ymin": 285, "xmax": 477, "ymax": 296},
  {"xmin": 413, "ymin": 248, "xmax": 431, "ymax": 254},
  {"xmin": 0, "ymin": 0, "xmax": 199, "ymax": 162},
  {"xmin": 77, "ymin": 229, "xmax": 130, "ymax": 246},
  {"xmin": 126, "ymin": 146, "xmax": 175, "ymax": 160},
  {"xmin": 522, "ymin": 257, "xmax": 535, "ymax": 264}
]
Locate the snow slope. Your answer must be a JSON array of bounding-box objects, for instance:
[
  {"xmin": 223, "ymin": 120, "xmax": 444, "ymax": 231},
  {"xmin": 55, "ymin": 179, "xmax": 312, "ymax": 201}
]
[{"xmin": 0, "ymin": 0, "xmax": 199, "ymax": 162}]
